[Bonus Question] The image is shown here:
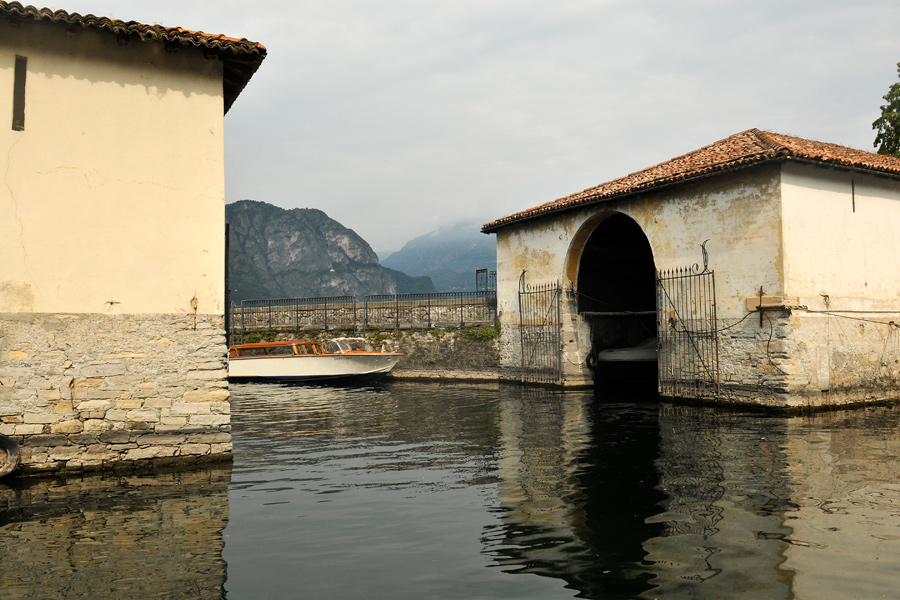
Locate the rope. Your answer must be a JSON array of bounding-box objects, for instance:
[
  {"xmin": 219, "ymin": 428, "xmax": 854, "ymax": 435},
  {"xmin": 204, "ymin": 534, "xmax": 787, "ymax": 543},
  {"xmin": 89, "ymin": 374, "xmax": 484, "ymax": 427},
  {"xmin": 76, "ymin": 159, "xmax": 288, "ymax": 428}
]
[{"xmin": 806, "ymin": 311, "xmax": 900, "ymax": 328}]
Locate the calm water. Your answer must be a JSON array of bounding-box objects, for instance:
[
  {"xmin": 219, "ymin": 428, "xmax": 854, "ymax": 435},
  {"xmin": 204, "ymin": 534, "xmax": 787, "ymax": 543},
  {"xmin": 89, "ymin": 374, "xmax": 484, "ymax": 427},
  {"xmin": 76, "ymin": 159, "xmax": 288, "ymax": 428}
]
[{"xmin": 3, "ymin": 382, "xmax": 900, "ymax": 598}]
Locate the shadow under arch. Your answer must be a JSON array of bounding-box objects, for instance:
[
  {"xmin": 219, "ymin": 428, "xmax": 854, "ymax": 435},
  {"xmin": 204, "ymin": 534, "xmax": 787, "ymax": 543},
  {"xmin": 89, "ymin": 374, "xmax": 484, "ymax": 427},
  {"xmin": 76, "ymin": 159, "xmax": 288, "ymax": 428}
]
[{"xmin": 566, "ymin": 212, "xmax": 658, "ymax": 392}]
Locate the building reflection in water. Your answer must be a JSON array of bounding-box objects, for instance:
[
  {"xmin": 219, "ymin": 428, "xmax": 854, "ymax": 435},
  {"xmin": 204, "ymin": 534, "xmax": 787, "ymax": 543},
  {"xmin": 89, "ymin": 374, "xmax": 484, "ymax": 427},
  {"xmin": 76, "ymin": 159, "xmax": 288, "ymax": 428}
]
[
  {"xmin": 0, "ymin": 466, "xmax": 230, "ymax": 598},
  {"xmin": 9, "ymin": 383, "xmax": 900, "ymax": 599},
  {"xmin": 781, "ymin": 407, "xmax": 900, "ymax": 599},
  {"xmin": 483, "ymin": 386, "xmax": 797, "ymax": 599},
  {"xmin": 485, "ymin": 387, "xmax": 900, "ymax": 600},
  {"xmin": 647, "ymin": 404, "xmax": 795, "ymax": 599},
  {"xmin": 483, "ymin": 386, "xmax": 667, "ymax": 598}
]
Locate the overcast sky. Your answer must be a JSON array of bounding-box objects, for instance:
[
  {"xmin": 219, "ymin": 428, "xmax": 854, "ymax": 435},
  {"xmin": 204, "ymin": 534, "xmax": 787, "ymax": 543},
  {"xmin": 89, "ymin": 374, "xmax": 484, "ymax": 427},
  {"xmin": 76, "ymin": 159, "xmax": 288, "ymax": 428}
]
[{"xmin": 68, "ymin": 0, "xmax": 900, "ymax": 252}]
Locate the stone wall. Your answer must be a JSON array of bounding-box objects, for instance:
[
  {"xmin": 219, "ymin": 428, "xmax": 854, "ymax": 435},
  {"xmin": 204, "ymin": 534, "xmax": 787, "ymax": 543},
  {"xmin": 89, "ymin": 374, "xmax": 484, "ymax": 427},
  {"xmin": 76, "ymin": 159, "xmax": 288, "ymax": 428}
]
[
  {"xmin": 495, "ymin": 305, "xmax": 900, "ymax": 409},
  {"xmin": 389, "ymin": 327, "xmax": 501, "ymax": 381},
  {"xmin": 0, "ymin": 312, "xmax": 230, "ymax": 475},
  {"xmin": 786, "ymin": 311, "xmax": 900, "ymax": 407},
  {"xmin": 251, "ymin": 315, "xmax": 900, "ymax": 410},
  {"xmin": 693, "ymin": 309, "xmax": 900, "ymax": 410}
]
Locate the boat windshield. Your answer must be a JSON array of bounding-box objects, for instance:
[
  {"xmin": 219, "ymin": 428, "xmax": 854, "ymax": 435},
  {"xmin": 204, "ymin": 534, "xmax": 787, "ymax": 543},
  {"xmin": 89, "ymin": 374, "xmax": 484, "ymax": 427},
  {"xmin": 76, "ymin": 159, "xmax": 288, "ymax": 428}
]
[
  {"xmin": 233, "ymin": 345, "xmax": 294, "ymax": 357},
  {"xmin": 321, "ymin": 338, "xmax": 367, "ymax": 354}
]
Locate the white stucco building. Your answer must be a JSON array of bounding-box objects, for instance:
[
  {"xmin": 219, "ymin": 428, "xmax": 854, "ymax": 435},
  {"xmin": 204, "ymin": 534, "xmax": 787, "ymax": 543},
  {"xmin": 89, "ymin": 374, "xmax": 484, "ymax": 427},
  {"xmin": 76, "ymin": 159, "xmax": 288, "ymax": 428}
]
[
  {"xmin": 483, "ymin": 129, "xmax": 900, "ymax": 409},
  {"xmin": 0, "ymin": 2, "xmax": 265, "ymax": 472}
]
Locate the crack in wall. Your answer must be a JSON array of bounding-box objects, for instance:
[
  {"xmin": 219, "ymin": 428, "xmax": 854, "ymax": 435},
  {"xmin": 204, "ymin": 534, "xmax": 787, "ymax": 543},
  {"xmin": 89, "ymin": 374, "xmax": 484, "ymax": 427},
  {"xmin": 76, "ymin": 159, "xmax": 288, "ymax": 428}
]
[{"xmin": 4, "ymin": 133, "xmax": 32, "ymax": 280}]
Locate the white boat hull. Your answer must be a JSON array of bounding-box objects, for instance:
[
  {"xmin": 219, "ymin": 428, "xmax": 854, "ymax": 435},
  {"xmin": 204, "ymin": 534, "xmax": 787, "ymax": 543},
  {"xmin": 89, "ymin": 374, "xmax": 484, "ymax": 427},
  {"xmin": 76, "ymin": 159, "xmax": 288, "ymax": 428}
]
[{"xmin": 228, "ymin": 353, "xmax": 401, "ymax": 382}]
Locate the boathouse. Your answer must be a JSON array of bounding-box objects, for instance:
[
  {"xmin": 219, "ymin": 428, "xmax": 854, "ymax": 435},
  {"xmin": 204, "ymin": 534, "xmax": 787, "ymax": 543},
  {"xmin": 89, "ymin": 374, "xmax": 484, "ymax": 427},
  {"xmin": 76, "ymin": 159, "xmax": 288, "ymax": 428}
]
[
  {"xmin": 483, "ymin": 129, "xmax": 900, "ymax": 409},
  {"xmin": 0, "ymin": 2, "xmax": 265, "ymax": 472}
]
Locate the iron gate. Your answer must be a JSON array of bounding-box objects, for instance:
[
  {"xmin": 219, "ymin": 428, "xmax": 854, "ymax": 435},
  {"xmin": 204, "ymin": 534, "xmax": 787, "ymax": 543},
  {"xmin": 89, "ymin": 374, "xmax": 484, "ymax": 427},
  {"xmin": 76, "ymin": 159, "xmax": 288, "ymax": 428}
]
[
  {"xmin": 518, "ymin": 273, "xmax": 562, "ymax": 384},
  {"xmin": 656, "ymin": 264, "xmax": 719, "ymax": 398}
]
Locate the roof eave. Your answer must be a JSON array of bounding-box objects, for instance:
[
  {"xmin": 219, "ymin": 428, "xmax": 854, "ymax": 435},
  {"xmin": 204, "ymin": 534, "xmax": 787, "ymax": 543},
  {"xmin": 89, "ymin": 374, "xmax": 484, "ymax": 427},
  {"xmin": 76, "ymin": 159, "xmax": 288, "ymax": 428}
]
[
  {"xmin": 0, "ymin": 1, "xmax": 266, "ymax": 114},
  {"xmin": 482, "ymin": 153, "xmax": 900, "ymax": 234},
  {"xmin": 482, "ymin": 155, "xmax": 779, "ymax": 234}
]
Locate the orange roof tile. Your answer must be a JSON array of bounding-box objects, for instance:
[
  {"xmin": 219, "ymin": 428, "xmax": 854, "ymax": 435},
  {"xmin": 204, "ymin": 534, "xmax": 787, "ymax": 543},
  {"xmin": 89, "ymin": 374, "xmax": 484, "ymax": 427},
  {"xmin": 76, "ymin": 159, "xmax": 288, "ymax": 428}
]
[
  {"xmin": 483, "ymin": 129, "xmax": 900, "ymax": 232},
  {"xmin": 0, "ymin": 1, "xmax": 266, "ymax": 112}
]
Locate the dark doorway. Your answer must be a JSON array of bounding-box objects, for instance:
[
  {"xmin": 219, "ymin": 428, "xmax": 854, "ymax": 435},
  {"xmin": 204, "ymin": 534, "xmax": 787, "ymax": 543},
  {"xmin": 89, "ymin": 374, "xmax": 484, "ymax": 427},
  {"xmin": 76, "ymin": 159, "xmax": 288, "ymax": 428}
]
[{"xmin": 576, "ymin": 213, "xmax": 657, "ymax": 390}]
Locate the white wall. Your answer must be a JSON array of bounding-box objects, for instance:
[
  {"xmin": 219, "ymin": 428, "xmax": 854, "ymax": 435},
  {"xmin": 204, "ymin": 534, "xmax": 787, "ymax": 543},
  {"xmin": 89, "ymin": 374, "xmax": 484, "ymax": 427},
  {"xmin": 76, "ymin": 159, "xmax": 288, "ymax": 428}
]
[
  {"xmin": 0, "ymin": 20, "xmax": 226, "ymax": 316},
  {"xmin": 781, "ymin": 162, "xmax": 900, "ymax": 312}
]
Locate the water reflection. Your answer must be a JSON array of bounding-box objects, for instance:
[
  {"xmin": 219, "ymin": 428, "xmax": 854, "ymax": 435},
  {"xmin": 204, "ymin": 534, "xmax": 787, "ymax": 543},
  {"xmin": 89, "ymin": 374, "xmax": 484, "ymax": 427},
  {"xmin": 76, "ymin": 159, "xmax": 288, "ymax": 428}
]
[
  {"xmin": 484, "ymin": 387, "xmax": 666, "ymax": 598},
  {"xmin": 224, "ymin": 382, "xmax": 521, "ymax": 600},
  {"xmin": 647, "ymin": 405, "xmax": 795, "ymax": 599},
  {"xmin": 782, "ymin": 409, "xmax": 900, "ymax": 600},
  {"xmin": 4, "ymin": 382, "xmax": 900, "ymax": 599},
  {"xmin": 484, "ymin": 390, "xmax": 900, "ymax": 599},
  {"xmin": 0, "ymin": 467, "xmax": 230, "ymax": 599}
]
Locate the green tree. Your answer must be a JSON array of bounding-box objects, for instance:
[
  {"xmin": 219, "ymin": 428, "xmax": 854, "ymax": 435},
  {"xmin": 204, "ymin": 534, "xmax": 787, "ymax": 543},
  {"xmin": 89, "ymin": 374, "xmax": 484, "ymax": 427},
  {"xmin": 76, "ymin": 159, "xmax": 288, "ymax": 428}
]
[{"xmin": 873, "ymin": 62, "xmax": 900, "ymax": 157}]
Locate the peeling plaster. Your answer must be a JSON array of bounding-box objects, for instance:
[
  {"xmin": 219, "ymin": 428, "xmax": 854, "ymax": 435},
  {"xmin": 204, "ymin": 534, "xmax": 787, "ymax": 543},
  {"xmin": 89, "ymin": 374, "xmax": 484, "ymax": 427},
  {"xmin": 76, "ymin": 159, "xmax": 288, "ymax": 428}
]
[{"xmin": 0, "ymin": 281, "xmax": 35, "ymax": 312}]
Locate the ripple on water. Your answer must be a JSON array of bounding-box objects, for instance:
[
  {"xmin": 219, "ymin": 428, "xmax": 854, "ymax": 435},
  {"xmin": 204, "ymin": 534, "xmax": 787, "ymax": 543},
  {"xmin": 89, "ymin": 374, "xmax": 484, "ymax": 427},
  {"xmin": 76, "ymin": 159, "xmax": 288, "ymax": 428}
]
[{"xmin": 6, "ymin": 381, "xmax": 900, "ymax": 599}]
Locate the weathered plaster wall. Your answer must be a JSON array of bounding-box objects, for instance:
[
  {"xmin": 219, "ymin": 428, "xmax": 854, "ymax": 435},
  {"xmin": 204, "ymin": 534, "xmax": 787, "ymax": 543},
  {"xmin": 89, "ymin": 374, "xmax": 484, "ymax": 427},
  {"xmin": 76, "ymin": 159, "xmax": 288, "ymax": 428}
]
[
  {"xmin": 494, "ymin": 166, "xmax": 784, "ymax": 389},
  {"xmin": 0, "ymin": 20, "xmax": 231, "ymax": 473},
  {"xmin": 781, "ymin": 163, "xmax": 900, "ymax": 308},
  {"xmin": 0, "ymin": 313, "xmax": 230, "ymax": 474},
  {"xmin": 775, "ymin": 163, "xmax": 900, "ymax": 403},
  {"xmin": 0, "ymin": 20, "xmax": 226, "ymax": 315},
  {"xmin": 495, "ymin": 216, "xmax": 583, "ymax": 382},
  {"xmin": 633, "ymin": 166, "xmax": 784, "ymax": 317}
]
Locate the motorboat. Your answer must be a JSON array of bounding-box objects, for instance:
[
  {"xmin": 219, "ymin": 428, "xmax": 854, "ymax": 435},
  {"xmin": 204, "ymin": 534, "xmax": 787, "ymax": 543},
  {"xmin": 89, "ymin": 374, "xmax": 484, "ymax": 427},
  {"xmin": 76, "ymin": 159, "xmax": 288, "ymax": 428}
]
[
  {"xmin": 589, "ymin": 337, "xmax": 658, "ymax": 391},
  {"xmin": 593, "ymin": 337, "xmax": 658, "ymax": 362},
  {"xmin": 228, "ymin": 337, "xmax": 403, "ymax": 383}
]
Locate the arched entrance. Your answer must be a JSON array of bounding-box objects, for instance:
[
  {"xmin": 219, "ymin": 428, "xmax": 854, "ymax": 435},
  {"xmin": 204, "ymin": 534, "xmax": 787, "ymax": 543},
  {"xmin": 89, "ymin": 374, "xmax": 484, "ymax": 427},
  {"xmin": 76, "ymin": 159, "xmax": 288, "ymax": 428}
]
[{"xmin": 572, "ymin": 213, "xmax": 657, "ymax": 390}]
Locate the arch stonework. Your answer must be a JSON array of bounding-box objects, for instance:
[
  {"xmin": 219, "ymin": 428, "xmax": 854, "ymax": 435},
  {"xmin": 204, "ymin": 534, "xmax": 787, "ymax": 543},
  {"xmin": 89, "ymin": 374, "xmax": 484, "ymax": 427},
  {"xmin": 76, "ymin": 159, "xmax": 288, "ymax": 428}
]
[{"xmin": 563, "ymin": 210, "xmax": 619, "ymax": 287}]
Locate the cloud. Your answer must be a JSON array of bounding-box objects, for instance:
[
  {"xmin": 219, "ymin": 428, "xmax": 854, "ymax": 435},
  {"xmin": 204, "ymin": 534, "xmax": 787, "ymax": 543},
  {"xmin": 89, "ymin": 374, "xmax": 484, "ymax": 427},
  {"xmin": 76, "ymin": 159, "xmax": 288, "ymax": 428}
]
[{"xmin": 62, "ymin": 0, "xmax": 900, "ymax": 250}]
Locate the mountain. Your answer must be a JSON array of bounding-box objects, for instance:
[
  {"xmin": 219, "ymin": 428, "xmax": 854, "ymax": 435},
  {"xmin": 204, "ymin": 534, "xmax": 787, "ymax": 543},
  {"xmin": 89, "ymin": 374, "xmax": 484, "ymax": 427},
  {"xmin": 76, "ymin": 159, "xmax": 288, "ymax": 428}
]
[
  {"xmin": 226, "ymin": 200, "xmax": 436, "ymax": 302},
  {"xmin": 381, "ymin": 222, "xmax": 497, "ymax": 292}
]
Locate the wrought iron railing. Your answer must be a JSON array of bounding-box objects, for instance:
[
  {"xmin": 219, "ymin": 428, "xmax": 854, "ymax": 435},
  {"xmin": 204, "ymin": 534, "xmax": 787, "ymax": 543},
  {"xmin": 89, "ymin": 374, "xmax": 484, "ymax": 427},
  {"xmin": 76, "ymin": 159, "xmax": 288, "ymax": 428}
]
[
  {"xmin": 362, "ymin": 291, "xmax": 497, "ymax": 330},
  {"xmin": 230, "ymin": 291, "xmax": 497, "ymax": 342},
  {"xmin": 233, "ymin": 296, "xmax": 357, "ymax": 337},
  {"xmin": 517, "ymin": 274, "xmax": 562, "ymax": 384},
  {"xmin": 657, "ymin": 265, "xmax": 719, "ymax": 399}
]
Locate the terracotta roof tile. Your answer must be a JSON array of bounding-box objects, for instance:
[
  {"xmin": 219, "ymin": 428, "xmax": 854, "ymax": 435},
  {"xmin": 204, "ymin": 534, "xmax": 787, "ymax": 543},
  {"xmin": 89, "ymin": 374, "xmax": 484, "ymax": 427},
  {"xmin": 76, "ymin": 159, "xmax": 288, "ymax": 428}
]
[
  {"xmin": 0, "ymin": 1, "xmax": 266, "ymax": 112},
  {"xmin": 482, "ymin": 129, "xmax": 900, "ymax": 232}
]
